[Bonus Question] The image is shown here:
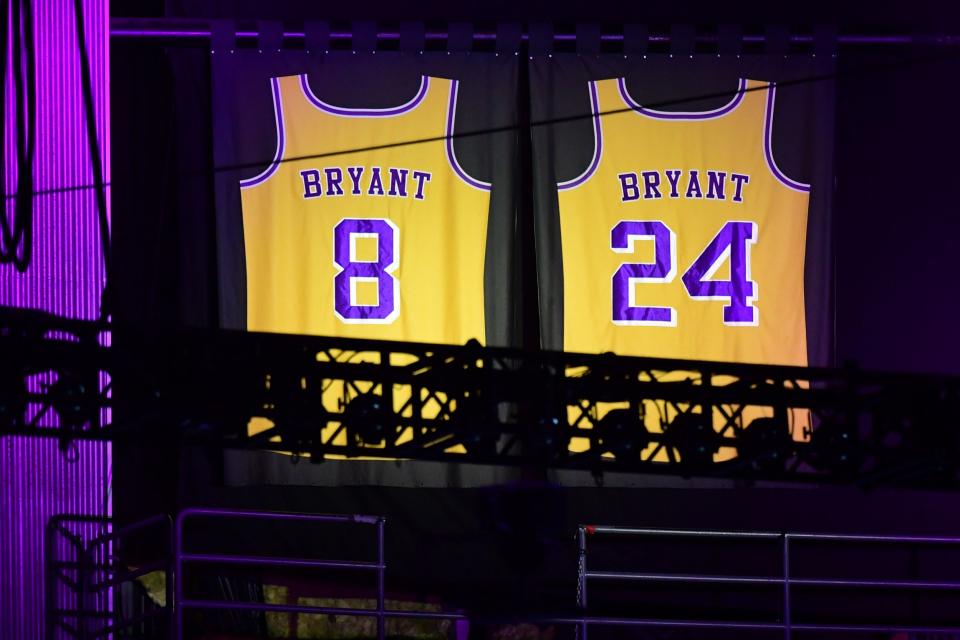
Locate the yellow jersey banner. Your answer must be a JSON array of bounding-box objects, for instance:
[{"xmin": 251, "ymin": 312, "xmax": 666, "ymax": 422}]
[
  {"xmin": 214, "ymin": 52, "xmax": 522, "ymax": 349},
  {"xmin": 239, "ymin": 74, "xmax": 489, "ymax": 344},
  {"xmin": 532, "ymin": 55, "xmax": 835, "ymax": 366}
]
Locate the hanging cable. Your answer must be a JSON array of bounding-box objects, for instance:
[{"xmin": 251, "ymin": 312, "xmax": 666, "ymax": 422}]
[
  {"xmin": 1, "ymin": 5, "xmax": 7, "ymax": 234},
  {"xmin": 1, "ymin": 0, "xmax": 36, "ymax": 271},
  {"xmin": 71, "ymin": 0, "xmax": 111, "ymax": 320}
]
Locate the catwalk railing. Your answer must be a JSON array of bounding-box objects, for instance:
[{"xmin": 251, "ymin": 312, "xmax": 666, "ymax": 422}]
[
  {"xmin": 577, "ymin": 525, "xmax": 960, "ymax": 638},
  {"xmin": 45, "ymin": 514, "xmax": 172, "ymax": 639},
  {"xmin": 174, "ymin": 509, "xmax": 387, "ymax": 640},
  {"xmin": 3, "ymin": 306, "xmax": 959, "ymax": 487},
  {"xmin": 50, "ymin": 508, "xmax": 960, "ymax": 639}
]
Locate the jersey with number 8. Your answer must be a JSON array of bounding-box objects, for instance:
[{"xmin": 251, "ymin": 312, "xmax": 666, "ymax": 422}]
[
  {"xmin": 557, "ymin": 77, "xmax": 810, "ymax": 366},
  {"xmin": 240, "ymin": 73, "xmax": 490, "ymax": 344}
]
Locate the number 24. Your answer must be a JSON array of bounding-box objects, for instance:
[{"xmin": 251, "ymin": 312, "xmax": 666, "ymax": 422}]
[{"xmin": 611, "ymin": 220, "xmax": 758, "ymax": 327}]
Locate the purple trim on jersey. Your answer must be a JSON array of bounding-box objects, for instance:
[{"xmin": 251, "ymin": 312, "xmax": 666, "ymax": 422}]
[
  {"xmin": 558, "ymin": 81, "xmax": 602, "ymax": 191},
  {"xmin": 239, "ymin": 77, "xmax": 284, "ymax": 189},
  {"xmin": 445, "ymin": 80, "xmax": 492, "ymax": 191},
  {"xmin": 299, "ymin": 74, "xmax": 429, "ymax": 117},
  {"xmin": 763, "ymin": 82, "xmax": 812, "ymax": 193},
  {"xmin": 618, "ymin": 77, "xmax": 747, "ymax": 120}
]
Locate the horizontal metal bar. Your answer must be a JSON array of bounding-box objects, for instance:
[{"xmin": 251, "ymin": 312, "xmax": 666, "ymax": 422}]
[
  {"xmin": 172, "ymin": 599, "xmax": 960, "ymax": 634},
  {"xmin": 791, "ymin": 577, "xmax": 960, "ymax": 589},
  {"xmin": 586, "ymin": 571, "xmax": 782, "ymax": 585},
  {"xmin": 585, "ymin": 528, "xmax": 960, "ymax": 544},
  {"xmin": 87, "ymin": 514, "xmax": 170, "ymax": 549},
  {"xmin": 180, "ymin": 599, "xmax": 466, "ymax": 619},
  {"xmin": 50, "ymin": 608, "xmax": 113, "ymax": 619},
  {"xmin": 88, "ymin": 609, "xmax": 168, "ymax": 638},
  {"xmin": 179, "ymin": 552, "xmax": 381, "ymax": 571},
  {"xmin": 787, "ymin": 532, "xmax": 960, "ymax": 544},
  {"xmin": 108, "ymin": 20, "xmax": 960, "ymax": 47},
  {"xmin": 382, "ymin": 609, "xmax": 470, "ymax": 620},
  {"xmin": 50, "ymin": 560, "xmax": 117, "ymax": 571},
  {"xmin": 178, "ymin": 602, "xmax": 785, "ymax": 628},
  {"xmin": 791, "ymin": 623, "xmax": 960, "ymax": 634},
  {"xmin": 584, "ymin": 526, "xmax": 782, "ymax": 539},
  {"xmin": 576, "ymin": 617, "xmax": 784, "ymax": 630},
  {"xmin": 48, "ymin": 514, "xmax": 112, "ymax": 527},
  {"xmin": 90, "ymin": 559, "xmax": 168, "ymax": 592},
  {"xmin": 178, "ymin": 507, "xmax": 381, "ymax": 525},
  {"xmin": 575, "ymin": 619, "xmax": 960, "ymax": 634}
]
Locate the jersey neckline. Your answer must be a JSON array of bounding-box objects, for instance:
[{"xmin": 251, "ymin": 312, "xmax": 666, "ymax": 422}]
[
  {"xmin": 299, "ymin": 74, "xmax": 430, "ymax": 117},
  {"xmin": 617, "ymin": 77, "xmax": 748, "ymax": 120}
]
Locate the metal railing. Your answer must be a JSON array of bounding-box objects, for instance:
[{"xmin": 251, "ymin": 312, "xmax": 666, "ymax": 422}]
[
  {"xmin": 45, "ymin": 513, "xmax": 172, "ymax": 639},
  {"xmin": 577, "ymin": 525, "xmax": 960, "ymax": 639},
  {"xmin": 50, "ymin": 508, "xmax": 960, "ymax": 638},
  {"xmin": 86, "ymin": 515, "xmax": 173, "ymax": 639},
  {"xmin": 174, "ymin": 508, "xmax": 388, "ymax": 640},
  {"xmin": 46, "ymin": 515, "xmax": 111, "ymax": 640},
  {"xmin": 45, "ymin": 507, "xmax": 466, "ymax": 638},
  {"xmin": 172, "ymin": 508, "xmax": 475, "ymax": 639}
]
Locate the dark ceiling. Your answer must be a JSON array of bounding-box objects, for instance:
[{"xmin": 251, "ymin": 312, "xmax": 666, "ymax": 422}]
[{"xmin": 113, "ymin": 0, "xmax": 960, "ymax": 34}]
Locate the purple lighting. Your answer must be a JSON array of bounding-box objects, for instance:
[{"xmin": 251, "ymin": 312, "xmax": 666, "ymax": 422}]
[{"xmin": 0, "ymin": 0, "xmax": 110, "ymax": 637}]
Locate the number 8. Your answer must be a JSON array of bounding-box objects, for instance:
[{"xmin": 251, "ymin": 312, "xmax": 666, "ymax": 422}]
[{"xmin": 333, "ymin": 218, "xmax": 399, "ymax": 324}]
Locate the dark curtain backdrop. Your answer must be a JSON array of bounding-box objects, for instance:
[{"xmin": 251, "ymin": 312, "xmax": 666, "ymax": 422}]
[
  {"xmin": 112, "ymin": 39, "xmax": 220, "ymax": 524},
  {"xmin": 834, "ymin": 49, "xmax": 960, "ymax": 375}
]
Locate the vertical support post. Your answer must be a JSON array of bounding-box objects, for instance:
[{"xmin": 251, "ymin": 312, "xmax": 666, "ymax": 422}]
[
  {"xmin": 168, "ymin": 515, "xmax": 177, "ymax": 640},
  {"xmin": 577, "ymin": 526, "xmax": 588, "ymax": 640},
  {"xmin": 78, "ymin": 543, "xmax": 91, "ymax": 640},
  {"xmin": 44, "ymin": 522, "xmax": 57, "ymax": 640},
  {"xmin": 174, "ymin": 513, "xmax": 184, "ymax": 640},
  {"xmin": 377, "ymin": 518, "xmax": 386, "ymax": 640},
  {"xmin": 97, "ymin": 533, "xmax": 115, "ymax": 638},
  {"xmin": 783, "ymin": 534, "xmax": 791, "ymax": 640},
  {"xmin": 94, "ymin": 535, "xmax": 111, "ymax": 637}
]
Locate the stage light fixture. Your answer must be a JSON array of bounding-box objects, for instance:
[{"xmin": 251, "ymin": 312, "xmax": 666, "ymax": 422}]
[
  {"xmin": 0, "ymin": 369, "xmax": 27, "ymax": 429},
  {"xmin": 458, "ymin": 391, "xmax": 500, "ymax": 458},
  {"xmin": 664, "ymin": 411, "xmax": 720, "ymax": 469},
  {"xmin": 514, "ymin": 394, "xmax": 572, "ymax": 462},
  {"xmin": 525, "ymin": 413, "xmax": 571, "ymax": 461},
  {"xmin": 342, "ymin": 393, "xmax": 395, "ymax": 448},
  {"xmin": 571, "ymin": 353, "xmax": 634, "ymax": 403},
  {"xmin": 737, "ymin": 415, "xmax": 793, "ymax": 472},
  {"xmin": 804, "ymin": 418, "xmax": 862, "ymax": 477},
  {"xmin": 47, "ymin": 372, "xmax": 92, "ymax": 431},
  {"xmin": 592, "ymin": 407, "xmax": 650, "ymax": 460}
]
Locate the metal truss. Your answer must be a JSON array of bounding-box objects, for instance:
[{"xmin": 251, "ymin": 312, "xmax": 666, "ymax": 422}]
[
  {"xmin": 2, "ymin": 306, "xmax": 959, "ymax": 486},
  {"xmin": 0, "ymin": 307, "xmax": 111, "ymax": 449}
]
